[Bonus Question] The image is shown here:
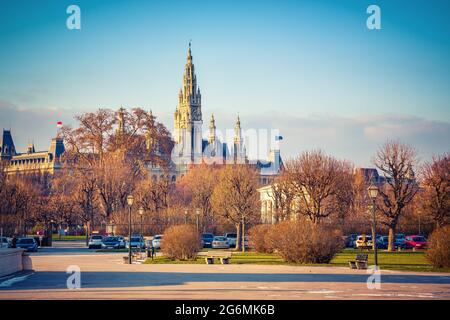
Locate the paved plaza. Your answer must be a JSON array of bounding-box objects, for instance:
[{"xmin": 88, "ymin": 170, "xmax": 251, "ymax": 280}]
[{"xmin": 0, "ymin": 242, "xmax": 449, "ymax": 300}]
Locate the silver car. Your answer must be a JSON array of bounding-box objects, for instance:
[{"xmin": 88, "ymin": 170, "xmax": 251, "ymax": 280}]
[
  {"xmin": 126, "ymin": 235, "xmax": 145, "ymax": 249},
  {"xmin": 152, "ymin": 235, "xmax": 163, "ymax": 249},
  {"xmin": 212, "ymin": 236, "xmax": 230, "ymax": 249},
  {"xmin": 88, "ymin": 235, "xmax": 104, "ymax": 249}
]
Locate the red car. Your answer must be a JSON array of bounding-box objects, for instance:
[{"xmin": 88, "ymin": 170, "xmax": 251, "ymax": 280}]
[{"xmin": 405, "ymin": 235, "xmax": 428, "ymax": 249}]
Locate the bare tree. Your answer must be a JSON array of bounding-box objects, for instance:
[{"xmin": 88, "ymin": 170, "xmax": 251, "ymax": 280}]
[
  {"xmin": 72, "ymin": 169, "xmax": 98, "ymax": 245},
  {"xmin": 63, "ymin": 108, "xmax": 115, "ymax": 165},
  {"xmin": 136, "ymin": 175, "xmax": 171, "ymax": 213},
  {"xmin": 421, "ymin": 153, "xmax": 450, "ymax": 227},
  {"xmin": 62, "ymin": 107, "xmax": 175, "ymax": 226},
  {"xmin": 373, "ymin": 141, "xmax": 419, "ymax": 251},
  {"xmin": 49, "ymin": 174, "xmax": 78, "ymax": 238},
  {"xmin": 175, "ymin": 164, "xmax": 219, "ymax": 232},
  {"xmin": 95, "ymin": 155, "xmax": 135, "ymax": 221},
  {"xmin": 268, "ymin": 172, "xmax": 295, "ymax": 222},
  {"xmin": 212, "ymin": 165, "xmax": 259, "ymax": 251},
  {"xmin": 284, "ymin": 150, "xmax": 354, "ymax": 224}
]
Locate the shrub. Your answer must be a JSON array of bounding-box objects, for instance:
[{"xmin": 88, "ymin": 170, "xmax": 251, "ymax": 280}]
[
  {"xmin": 161, "ymin": 225, "xmax": 202, "ymax": 260},
  {"xmin": 265, "ymin": 220, "xmax": 344, "ymax": 264},
  {"xmin": 426, "ymin": 225, "xmax": 450, "ymax": 268},
  {"xmin": 249, "ymin": 224, "xmax": 273, "ymax": 253}
]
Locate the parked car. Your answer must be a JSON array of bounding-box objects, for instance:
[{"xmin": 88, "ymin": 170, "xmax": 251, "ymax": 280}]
[
  {"xmin": 377, "ymin": 236, "xmax": 406, "ymax": 250},
  {"xmin": 212, "ymin": 236, "xmax": 230, "ymax": 249},
  {"xmin": 126, "ymin": 235, "xmax": 145, "ymax": 249},
  {"xmin": 345, "ymin": 234, "xmax": 358, "ymax": 248},
  {"xmin": 201, "ymin": 233, "xmax": 215, "ymax": 248},
  {"xmin": 88, "ymin": 234, "xmax": 104, "ymax": 249},
  {"xmin": 378, "ymin": 236, "xmax": 389, "ymax": 249},
  {"xmin": 117, "ymin": 236, "xmax": 126, "ymax": 248},
  {"xmin": 395, "ymin": 233, "xmax": 406, "ymax": 245},
  {"xmin": 0, "ymin": 236, "xmax": 11, "ymax": 248},
  {"xmin": 224, "ymin": 233, "xmax": 237, "ymax": 247},
  {"xmin": 152, "ymin": 235, "xmax": 163, "ymax": 249},
  {"xmin": 16, "ymin": 237, "xmax": 38, "ymax": 252},
  {"xmin": 355, "ymin": 235, "xmax": 373, "ymax": 249},
  {"xmin": 404, "ymin": 235, "xmax": 428, "ymax": 249},
  {"xmin": 101, "ymin": 236, "xmax": 121, "ymax": 249}
]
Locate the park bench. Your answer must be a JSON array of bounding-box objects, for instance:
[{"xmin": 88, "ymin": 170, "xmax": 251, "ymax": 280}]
[
  {"xmin": 122, "ymin": 249, "xmax": 145, "ymax": 263},
  {"xmin": 205, "ymin": 251, "xmax": 232, "ymax": 264},
  {"xmin": 348, "ymin": 253, "xmax": 368, "ymax": 270}
]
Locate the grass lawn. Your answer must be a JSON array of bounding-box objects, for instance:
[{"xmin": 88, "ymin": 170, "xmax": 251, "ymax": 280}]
[
  {"xmin": 51, "ymin": 235, "xmax": 86, "ymax": 241},
  {"xmin": 144, "ymin": 248, "xmax": 450, "ymax": 273},
  {"xmin": 95, "ymin": 248, "xmax": 128, "ymax": 252}
]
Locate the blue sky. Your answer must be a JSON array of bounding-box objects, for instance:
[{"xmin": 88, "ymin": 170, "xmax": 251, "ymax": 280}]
[{"xmin": 0, "ymin": 0, "xmax": 449, "ymax": 166}]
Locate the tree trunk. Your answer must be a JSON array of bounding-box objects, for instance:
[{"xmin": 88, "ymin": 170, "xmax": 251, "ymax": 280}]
[
  {"xmin": 235, "ymin": 223, "xmax": 242, "ymax": 251},
  {"xmin": 388, "ymin": 226, "xmax": 395, "ymax": 252},
  {"xmin": 85, "ymin": 222, "xmax": 90, "ymax": 246},
  {"xmin": 242, "ymin": 217, "xmax": 245, "ymax": 253}
]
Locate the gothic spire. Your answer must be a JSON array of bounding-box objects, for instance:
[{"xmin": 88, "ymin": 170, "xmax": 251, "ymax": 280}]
[
  {"xmin": 117, "ymin": 106, "xmax": 126, "ymax": 136},
  {"xmin": 209, "ymin": 114, "xmax": 216, "ymax": 144},
  {"xmin": 234, "ymin": 115, "xmax": 242, "ymax": 144}
]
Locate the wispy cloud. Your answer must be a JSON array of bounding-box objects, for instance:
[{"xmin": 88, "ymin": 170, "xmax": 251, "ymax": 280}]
[
  {"xmin": 239, "ymin": 112, "xmax": 450, "ymax": 166},
  {"xmin": 1, "ymin": 104, "xmax": 448, "ymax": 167}
]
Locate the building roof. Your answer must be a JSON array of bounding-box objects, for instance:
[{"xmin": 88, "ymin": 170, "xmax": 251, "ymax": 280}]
[{"xmin": 0, "ymin": 129, "xmax": 16, "ymax": 157}]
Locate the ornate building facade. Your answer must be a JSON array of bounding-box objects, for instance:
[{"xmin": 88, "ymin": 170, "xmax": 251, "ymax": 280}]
[
  {"xmin": 2, "ymin": 44, "xmax": 282, "ymax": 183},
  {"xmin": 1, "ymin": 129, "xmax": 65, "ymax": 175},
  {"xmin": 171, "ymin": 43, "xmax": 247, "ymax": 174}
]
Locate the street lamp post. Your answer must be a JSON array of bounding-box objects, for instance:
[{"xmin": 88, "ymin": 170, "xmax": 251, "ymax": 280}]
[
  {"xmin": 127, "ymin": 195, "xmax": 134, "ymax": 264},
  {"xmin": 367, "ymin": 184, "xmax": 379, "ymax": 268},
  {"xmin": 242, "ymin": 215, "xmax": 245, "ymax": 253},
  {"xmin": 196, "ymin": 208, "xmax": 200, "ymax": 233},
  {"xmin": 139, "ymin": 207, "xmax": 144, "ymax": 237}
]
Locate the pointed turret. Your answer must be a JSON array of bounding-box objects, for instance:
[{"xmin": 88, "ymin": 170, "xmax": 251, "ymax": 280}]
[
  {"xmin": 406, "ymin": 164, "xmax": 415, "ymax": 180},
  {"xmin": 209, "ymin": 114, "xmax": 216, "ymax": 144},
  {"xmin": 117, "ymin": 106, "xmax": 126, "ymax": 136},
  {"xmin": 174, "ymin": 42, "xmax": 203, "ymax": 163},
  {"xmin": 27, "ymin": 142, "xmax": 35, "ymax": 154},
  {"xmin": 146, "ymin": 109, "xmax": 156, "ymax": 151},
  {"xmin": 234, "ymin": 116, "xmax": 242, "ymax": 144},
  {"xmin": 232, "ymin": 116, "xmax": 246, "ymax": 164},
  {"xmin": 0, "ymin": 129, "xmax": 16, "ymax": 160}
]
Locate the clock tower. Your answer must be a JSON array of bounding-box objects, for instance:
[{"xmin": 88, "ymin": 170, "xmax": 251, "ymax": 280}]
[{"xmin": 174, "ymin": 42, "xmax": 203, "ymax": 164}]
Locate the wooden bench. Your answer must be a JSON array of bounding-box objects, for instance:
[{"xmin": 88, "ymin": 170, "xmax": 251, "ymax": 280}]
[
  {"xmin": 123, "ymin": 250, "xmax": 145, "ymax": 263},
  {"xmin": 205, "ymin": 251, "xmax": 232, "ymax": 264},
  {"xmin": 348, "ymin": 254, "xmax": 368, "ymax": 270}
]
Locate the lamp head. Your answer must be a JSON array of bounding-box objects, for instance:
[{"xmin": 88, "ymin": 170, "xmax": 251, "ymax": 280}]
[
  {"xmin": 127, "ymin": 195, "xmax": 134, "ymax": 206},
  {"xmin": 367, "ymin": 184, "xmax": 379, "ymax": 199}
]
